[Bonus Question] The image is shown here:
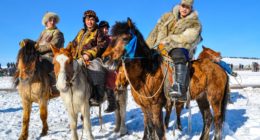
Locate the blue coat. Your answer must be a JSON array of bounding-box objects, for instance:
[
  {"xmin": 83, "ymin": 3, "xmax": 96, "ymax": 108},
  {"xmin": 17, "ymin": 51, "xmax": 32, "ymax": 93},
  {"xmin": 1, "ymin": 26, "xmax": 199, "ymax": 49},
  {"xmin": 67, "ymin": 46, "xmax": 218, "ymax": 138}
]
[{"xmin": 216, "ymin": 60, "xmax": 232, "ymax": 75}]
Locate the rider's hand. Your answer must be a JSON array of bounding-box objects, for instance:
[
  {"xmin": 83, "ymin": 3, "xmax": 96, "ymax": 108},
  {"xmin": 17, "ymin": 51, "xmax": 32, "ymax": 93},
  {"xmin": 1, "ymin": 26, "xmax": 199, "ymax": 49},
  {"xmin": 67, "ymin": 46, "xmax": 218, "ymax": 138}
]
[{"xmin": 83, "ymin": 54, "xmax": 91, "ymax": 62}]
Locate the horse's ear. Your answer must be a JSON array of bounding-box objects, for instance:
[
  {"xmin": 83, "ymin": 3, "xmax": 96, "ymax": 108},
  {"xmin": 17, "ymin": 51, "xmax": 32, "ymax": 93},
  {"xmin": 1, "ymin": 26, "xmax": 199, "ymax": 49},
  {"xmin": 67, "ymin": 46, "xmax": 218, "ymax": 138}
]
[
  {"xmin": 202, "ymin": 45, "xmax": 206, "ymax": 49},
  {"xmin": 50, "ymin": 44, "xmax": 59, "ymax": 55},
  {"xmin": 65, "ymin": 42, "xmax": 73, "ymax": 52},
  {"xmin": 127, "ymin": 17, "xmax": 134, "ymax": 29}
]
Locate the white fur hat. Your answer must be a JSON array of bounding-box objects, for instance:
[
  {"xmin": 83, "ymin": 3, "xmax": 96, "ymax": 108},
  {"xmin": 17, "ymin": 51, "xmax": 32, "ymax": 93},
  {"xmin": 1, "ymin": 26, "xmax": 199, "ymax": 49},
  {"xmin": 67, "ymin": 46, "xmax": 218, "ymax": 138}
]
[
  {"xmin": 42, "ymin": 12, "xmax": 60, "ymax": 26},
  {"xmin": 181, "ymin": 0, "xmax": 194, "ymax": 7}
]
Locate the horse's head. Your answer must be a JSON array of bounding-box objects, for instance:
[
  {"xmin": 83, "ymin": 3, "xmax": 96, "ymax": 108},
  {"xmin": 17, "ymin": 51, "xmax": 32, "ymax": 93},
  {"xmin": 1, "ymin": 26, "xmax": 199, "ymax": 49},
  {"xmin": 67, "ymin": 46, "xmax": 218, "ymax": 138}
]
[
  {"xmin": 102, "ymin": 18, "xmax": 152, "ymax": 70},
  {"xmin": 16, "ymin": 40, "xmax": 38, "ymax": 83},
  {"xmin": 198, "ymin": 45, "xmax": 221, "ymax": 61},
  {"xmin": 51, "ymin": 43, "xmax": 74, "ymax": 92}
]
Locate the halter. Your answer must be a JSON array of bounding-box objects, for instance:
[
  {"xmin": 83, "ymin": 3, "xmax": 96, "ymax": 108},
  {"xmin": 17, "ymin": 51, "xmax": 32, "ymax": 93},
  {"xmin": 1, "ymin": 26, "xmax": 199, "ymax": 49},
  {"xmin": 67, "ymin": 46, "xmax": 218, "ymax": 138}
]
[{"xmin": 122, "ymin": 30, "xmax": 143, "ymax": 60}]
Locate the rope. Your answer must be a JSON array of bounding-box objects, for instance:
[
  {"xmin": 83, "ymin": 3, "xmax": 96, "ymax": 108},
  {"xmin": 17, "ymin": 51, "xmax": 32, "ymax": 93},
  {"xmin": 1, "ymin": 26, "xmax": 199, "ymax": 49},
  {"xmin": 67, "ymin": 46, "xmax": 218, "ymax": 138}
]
[
  {"xmin": 233, "ymin": 74, "xmax": 250, "ymax": 105},
  {"xmin": 172, "ymin": 99, "xmax": 176, "ymax": 136},
  {"xmin": 122, "ymin": 60, "xmax": 168, "ymax": 99}
]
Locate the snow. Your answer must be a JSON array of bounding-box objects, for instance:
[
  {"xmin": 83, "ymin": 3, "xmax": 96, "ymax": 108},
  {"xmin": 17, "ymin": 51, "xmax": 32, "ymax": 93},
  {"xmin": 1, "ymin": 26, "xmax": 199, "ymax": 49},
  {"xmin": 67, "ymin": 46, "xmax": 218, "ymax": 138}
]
[{"xmin": 1, "ymin": 69, "xmax": 260, "ymax": 139}]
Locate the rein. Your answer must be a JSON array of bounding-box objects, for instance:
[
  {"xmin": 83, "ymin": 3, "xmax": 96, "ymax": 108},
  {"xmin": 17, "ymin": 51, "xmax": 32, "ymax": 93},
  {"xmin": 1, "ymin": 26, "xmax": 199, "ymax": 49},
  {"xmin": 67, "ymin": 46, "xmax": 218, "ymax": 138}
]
[{"xmin": 122, "ymin": 59, "xmax": 168, "ymax": 99}]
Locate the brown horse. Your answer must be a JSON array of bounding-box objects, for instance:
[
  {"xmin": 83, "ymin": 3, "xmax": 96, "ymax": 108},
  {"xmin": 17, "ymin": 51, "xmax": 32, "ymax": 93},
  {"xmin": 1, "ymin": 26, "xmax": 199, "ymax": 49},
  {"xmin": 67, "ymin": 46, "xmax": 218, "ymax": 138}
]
[
  {"xmin": 15, "ymin": 40, "xmax": 59, "ymax": 140},
  {"xmin": 102, "ymin": 18, "xmax": 229, "ymax": 140}
]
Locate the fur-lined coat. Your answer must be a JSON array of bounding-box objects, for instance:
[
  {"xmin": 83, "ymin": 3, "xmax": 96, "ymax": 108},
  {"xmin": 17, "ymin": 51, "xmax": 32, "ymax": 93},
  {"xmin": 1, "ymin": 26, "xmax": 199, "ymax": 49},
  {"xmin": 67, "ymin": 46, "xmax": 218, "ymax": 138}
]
[
  {"xmin": 146, "ymin": 5, "xmax": 202, "ymax": 56},
  {"xmin": 70, "ymin": 25, "xmax": 109, "ymax": 60},
  {"xmin": 37, "ymin": 27, "xmax": 64, "ymax": 59}
]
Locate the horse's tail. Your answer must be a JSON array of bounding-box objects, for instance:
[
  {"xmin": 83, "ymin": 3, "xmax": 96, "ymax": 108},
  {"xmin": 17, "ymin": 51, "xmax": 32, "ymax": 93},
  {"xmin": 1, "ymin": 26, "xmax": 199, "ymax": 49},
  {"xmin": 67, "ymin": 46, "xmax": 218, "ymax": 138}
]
[{"xmin": 221, "ymin": 75, "xmax": 229, "ymax": 123}]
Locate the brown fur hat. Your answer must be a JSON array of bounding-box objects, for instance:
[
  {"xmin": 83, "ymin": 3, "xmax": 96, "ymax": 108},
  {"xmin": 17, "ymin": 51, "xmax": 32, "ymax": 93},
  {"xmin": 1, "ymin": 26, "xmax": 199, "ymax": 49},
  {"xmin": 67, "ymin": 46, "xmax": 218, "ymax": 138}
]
[{"xmin": 84, "ymin": 10, "xmax": 99, "ymax": 22}]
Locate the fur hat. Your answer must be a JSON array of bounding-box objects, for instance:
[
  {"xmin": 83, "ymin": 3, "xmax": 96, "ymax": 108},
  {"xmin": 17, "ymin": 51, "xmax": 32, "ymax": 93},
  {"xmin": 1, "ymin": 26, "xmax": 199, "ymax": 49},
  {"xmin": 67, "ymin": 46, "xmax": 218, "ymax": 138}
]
[
  {"xmin": 181, "ymin": 0, "xmax": 194, "ymax": 7},
  {"xmin": 99, "ymin": 21, "xmax": 110, "ymax": 28},
  {"xmin": 42, "ymin": 12, "xmax": 60, "ymax": 26},
  {"xmin": 84, "ymin": 10, "xmax": 99, "ymax": 22}
]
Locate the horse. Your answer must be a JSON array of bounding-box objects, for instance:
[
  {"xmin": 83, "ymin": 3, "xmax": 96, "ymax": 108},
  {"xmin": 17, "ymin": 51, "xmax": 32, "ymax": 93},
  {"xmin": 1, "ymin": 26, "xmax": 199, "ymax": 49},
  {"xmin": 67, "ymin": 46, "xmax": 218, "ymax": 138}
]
[
  {"xmin": 15, "ymin": 39, "xmax": 59, "ymax": 140},
  {"xmin": 51, "ymin": 45, "xmax": 128, "ymax": 139},
  {"xmin": 102, "ymin": 18, "xmax": 229, "ymax": 140}
]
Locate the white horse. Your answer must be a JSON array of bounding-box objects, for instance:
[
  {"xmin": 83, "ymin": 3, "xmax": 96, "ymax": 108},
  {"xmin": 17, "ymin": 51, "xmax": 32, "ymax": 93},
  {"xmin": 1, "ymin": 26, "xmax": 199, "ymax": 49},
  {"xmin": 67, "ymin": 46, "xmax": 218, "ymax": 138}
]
[
  {"xmin": 51, "ymin": 45, "xmax": 128, "ymax": 139},
  {"xmin": 51, "ymin": 46, "xmax": 94, "ymax": 140}
]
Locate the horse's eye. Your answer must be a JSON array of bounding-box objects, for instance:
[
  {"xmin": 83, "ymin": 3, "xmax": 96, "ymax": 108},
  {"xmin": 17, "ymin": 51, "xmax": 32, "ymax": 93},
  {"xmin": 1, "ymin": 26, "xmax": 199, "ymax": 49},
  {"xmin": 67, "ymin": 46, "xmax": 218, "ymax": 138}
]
[{"xmin": 122, "ymin": 37, "xmax": 129, "ymax": 43}]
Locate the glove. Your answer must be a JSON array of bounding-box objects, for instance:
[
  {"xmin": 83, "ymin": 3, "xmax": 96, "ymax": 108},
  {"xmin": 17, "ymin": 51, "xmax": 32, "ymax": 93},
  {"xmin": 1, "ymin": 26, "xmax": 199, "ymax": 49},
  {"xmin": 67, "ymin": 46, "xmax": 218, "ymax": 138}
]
[{"xmin": 231, "ymin": 72, "xmax": 237, "ymax": 77}]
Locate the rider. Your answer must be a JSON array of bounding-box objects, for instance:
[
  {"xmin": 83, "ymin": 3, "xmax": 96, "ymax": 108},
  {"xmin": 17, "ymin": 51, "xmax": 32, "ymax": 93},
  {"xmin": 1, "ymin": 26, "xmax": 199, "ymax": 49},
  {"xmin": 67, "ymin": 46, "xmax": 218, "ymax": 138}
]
[
  {"xmin": 213, "ymin": 56, "xmax": 238, "ymax": 77},
  {"xmin": 146, "ymin": 0, "xmax": 202, "ymax": 101},
  {"xmin": 68, "ymin": 10, "xmax": 116, "ymax": 112},
  {"xmin": 20, "ymin": 12, "xmax": 64, "ymax": 61},
  {"xmin": 97, "ymin": 20, "xmax": 117, "ymax": 113},
  {"xmin": 19, "ymin": 12, "xmax": 64, "ymax": 93}
]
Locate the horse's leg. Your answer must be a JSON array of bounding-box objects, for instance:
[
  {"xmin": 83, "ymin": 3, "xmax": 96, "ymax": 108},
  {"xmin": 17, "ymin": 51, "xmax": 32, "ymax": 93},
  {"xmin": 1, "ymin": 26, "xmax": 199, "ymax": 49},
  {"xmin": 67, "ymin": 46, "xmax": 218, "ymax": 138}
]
[
  {"xmin": 176, "ymin": 101, "xmax": 184, "ymax": 131},
  {"xmin": 114, "ymin": 100, "xmax": 121, "ymax": 133},
  {"xmin": 141, "ymin": 108, "xmax": 150, "ymax": 140},
  {"xmin": 210, "ymin": 97, "xmax": 225, "ymax": 140},
  {"xmin": 118, "ymin": 89, "xmax": 128, "ymax": 136},
  {"xmin": 68, "ymin": 110, "xmax": 78, "ymax": 140},
  {"xmin": 39, "ymin": 100, "xmax": 48, "ymax": 137},
  {"xmin": 164, "ymin": 99, "xmax": 173, "ymax": 129},
  {"xmin": 19, "ymin": 99, "xmax": 32, "ymax": 140},
  {"xmin": 152, "ymin": 105, "xmax": 166, "ymax": 140},
  {"xmin": 82, "ymin": 102, "xmax": 94, "ymax": 140},
  {"xmin": 196, "ymin": 94, "xmax": 213, "ymax": 140}
]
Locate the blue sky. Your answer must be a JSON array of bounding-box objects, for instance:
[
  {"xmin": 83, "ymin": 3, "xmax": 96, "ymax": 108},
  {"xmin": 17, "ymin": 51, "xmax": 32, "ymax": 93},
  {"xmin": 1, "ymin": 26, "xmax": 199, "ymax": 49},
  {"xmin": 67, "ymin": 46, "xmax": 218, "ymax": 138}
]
[{"xmin": 0, "ymin": 0, "xmax": 259, "ymax": 66}]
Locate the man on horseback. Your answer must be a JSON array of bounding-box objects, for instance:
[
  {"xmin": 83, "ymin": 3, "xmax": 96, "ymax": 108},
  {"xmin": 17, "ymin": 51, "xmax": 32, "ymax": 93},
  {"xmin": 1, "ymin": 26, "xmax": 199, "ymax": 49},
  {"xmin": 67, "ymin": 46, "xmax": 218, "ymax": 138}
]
[
  {"xmin": 19, "ymin": 12, "xmax": 64, "ymax": 94},
  {"xmin": 20, "ymin": 12, "xmax": 64, "ymax": 61},
  {"xmin": 68, "ymin": 10, "xmax": 117, "ymax": 112},
  {"xmin": 146, "ymin": 0, "xmax": 202, "ymax": 101}
]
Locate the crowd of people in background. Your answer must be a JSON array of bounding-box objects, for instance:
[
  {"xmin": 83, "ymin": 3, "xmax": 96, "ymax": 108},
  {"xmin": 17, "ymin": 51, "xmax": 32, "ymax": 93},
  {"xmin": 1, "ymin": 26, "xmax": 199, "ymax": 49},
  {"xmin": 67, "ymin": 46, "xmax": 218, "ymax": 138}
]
[{"xmin": 0, "ymin": 62, "xmax": 16, "ymax": 76}]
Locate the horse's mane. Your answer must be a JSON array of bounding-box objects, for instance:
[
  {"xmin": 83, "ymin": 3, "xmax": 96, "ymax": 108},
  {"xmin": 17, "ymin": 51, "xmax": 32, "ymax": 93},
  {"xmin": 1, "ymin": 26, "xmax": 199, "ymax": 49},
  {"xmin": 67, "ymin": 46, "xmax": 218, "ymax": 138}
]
[
  {"xmin": 15, "ymin": 42, "xmax": 52, "ymax": 87},
  {"xmin": 111, "ymin": 21, "xmax": 162, "ymax": 73},
  {"xmin": 17, "ymin": 42, "xmax": 39, "ymax": 66}
]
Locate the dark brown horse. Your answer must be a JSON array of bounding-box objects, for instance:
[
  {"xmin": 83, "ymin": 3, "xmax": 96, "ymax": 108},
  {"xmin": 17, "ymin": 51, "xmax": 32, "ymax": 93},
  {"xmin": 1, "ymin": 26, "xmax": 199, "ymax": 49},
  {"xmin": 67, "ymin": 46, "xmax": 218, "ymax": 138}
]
[
  {"xmin": 103, "ymin": 19, "xmax": 167, "ymax": 140},
  {"xmin": 14, "ymin": 40, "xmax": 59, "ymax": 140},
  {"xmin": 102, "ymin": 18, "xmax": 229, "ymax": 140}
]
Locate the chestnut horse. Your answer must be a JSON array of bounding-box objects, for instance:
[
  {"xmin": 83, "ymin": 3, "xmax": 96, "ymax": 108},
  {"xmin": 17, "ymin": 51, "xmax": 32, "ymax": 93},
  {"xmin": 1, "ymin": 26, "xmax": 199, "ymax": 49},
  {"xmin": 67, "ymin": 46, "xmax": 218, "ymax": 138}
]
[
  {"xmin": 15, "ymin": 40, "xmax": 59, "ymax": 140},
  {"xmin": 103, "ymin": 18, "xmax": 229, "ymax": 140}
]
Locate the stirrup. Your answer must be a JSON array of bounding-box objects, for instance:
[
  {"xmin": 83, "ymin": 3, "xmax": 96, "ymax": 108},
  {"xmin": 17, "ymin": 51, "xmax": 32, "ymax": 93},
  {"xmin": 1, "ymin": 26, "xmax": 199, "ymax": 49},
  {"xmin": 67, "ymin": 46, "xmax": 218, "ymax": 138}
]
[{"xmin": 169, "ymin": 83, "xmax": 181, "ymax": 97}]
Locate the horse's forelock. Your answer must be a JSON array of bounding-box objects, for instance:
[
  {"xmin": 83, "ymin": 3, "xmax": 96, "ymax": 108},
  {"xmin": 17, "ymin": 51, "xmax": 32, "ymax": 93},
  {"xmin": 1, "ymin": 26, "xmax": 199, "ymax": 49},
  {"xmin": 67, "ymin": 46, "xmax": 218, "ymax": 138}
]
[{"xmin": 111, "ymin": 21, "xmax": 132, "ymax": 36}]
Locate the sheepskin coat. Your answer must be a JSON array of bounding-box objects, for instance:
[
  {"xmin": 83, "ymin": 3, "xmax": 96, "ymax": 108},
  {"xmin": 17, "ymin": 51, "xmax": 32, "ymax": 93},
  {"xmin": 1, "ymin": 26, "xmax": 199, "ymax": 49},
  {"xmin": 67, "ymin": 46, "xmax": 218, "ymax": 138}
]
[
  {"xmin": 146, "ymin": 5, "xmax": 202, "ymax": 56},
  {"xmin": 37, "ymin": 27, "xmax": 64, "ymax": 59}
]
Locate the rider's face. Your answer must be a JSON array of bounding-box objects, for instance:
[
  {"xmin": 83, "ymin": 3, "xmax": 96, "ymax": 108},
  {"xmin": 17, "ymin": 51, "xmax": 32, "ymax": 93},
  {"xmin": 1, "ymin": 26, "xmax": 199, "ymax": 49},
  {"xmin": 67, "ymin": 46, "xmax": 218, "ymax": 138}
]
[
  {"xmin": 46, "ymin": 17, "xmax": 57, "ymax": 29},
  {"xmin": 85, "ymin": 17, "xmax": 96, "ymax": 29},
  {"xmin": 179, "ymin": 4, "xmax": 192, "ymax": 18}
]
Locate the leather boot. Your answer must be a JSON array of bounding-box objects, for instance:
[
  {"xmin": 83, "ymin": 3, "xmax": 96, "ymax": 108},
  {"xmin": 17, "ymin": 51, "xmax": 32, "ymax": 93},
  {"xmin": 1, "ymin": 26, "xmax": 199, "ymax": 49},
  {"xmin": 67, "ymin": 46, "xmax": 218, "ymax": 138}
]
[
  {"xmin": 49, "ymin": 72, "xmax": 60, "ymax": 98},
  {"xmin": 169, "ymin": 64, "xmax": 189, "ymax": 101},
  {"xmin": 104, "ymin": 89, "xmax": 117, "ymax": 113},
  {"xmin": 90, "ymin": 85, "xmax": 105, "ymax": 105}
]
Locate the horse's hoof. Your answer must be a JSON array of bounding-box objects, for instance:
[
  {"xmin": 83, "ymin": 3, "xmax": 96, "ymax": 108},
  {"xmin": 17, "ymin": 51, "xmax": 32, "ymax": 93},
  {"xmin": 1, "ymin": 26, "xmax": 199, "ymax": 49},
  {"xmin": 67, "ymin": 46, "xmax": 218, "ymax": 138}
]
[
  {"xmin": 119, "ymin": 128, "xmax": 128, "ymax": 137},
  {"xmin": 18, "ymin": 134, "xmax": 28, "ymax": 140},
  {"xmin": 40, "ymin": 131, "xmax": 48, "ymax": 137},
  {"xmin": 119, "ymin": 131, "xmax": 128, "ymax": 137},
  {"xmin": 114, "ymin": 127, "xmax": 120, "ymax": 133}
]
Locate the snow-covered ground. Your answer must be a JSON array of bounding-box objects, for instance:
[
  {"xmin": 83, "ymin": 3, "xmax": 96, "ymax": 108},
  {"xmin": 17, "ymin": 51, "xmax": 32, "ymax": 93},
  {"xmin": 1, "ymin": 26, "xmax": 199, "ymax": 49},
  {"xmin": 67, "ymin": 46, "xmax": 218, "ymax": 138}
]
[{"xmin": 1, "ymin": 70, "xmax": 260, "ymax": 140}]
